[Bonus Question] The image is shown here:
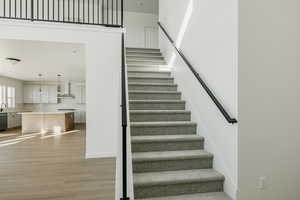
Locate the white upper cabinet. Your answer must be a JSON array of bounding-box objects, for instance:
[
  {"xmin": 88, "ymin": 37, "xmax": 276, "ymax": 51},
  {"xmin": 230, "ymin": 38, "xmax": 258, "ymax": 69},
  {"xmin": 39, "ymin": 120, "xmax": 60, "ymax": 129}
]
[
  {"xmin": 23, "ymin": 84, "xmax": 57, "ymax": 104},
  {"xmin": 41, "ymin": 85, "xmax": 49, "ymax": 103},
  {"xmin": 74, "ymin": 84, "xmax": 85, "ymax": 104},
  {"xmin": 81, "ymin": 86, "xmax": 86, "ymax": 103},
  {"xmin": 32, "ymin": 85, "xmax": 41, "ymax": 103},
  {"xmin": 74, "ymin": 111, "xmax": 86, "ymax": 123},
  {"xmin": 48, "ymin": 85, "xmax": 58, "ymax": 104},
  {"xmin": 7, "ymin": 112, "xmax": 21, "ymax": 128},
  {"xmin": 23, "ymin": 85, "xmax": 33, "ymax": 103}
]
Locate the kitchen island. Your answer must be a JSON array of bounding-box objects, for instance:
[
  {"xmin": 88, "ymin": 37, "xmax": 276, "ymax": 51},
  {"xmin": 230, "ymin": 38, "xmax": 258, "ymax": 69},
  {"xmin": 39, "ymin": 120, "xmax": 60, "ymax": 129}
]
[{"xmin": 21, "ymin": 112, "xmax": 75, "ymax": 134}]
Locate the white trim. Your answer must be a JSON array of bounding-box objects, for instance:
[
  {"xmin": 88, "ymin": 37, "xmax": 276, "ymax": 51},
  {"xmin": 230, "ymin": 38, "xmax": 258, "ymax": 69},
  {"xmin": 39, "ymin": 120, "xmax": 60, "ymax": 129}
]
[
  {"xmin": 0, "ymin": 19, "xmax": 124, "ymax": 34},
  {"xmin": 86, "ymin": 153, "xmax": 116, "ymax": 159}
]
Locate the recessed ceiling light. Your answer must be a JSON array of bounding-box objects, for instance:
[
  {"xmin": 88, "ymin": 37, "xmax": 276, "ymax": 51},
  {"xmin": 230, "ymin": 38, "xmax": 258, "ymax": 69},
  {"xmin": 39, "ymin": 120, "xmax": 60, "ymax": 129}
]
[{"xmin": 137, "ymin": 1, "xmax": 144, "ymax": 6}]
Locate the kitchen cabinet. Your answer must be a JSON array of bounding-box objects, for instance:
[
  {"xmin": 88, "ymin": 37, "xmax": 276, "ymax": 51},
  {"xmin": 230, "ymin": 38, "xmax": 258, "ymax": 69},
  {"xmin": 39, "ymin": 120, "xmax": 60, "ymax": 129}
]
[
  {"xmin": 23, "ymin": 85, "xmax": 33, "ymax": 104},
  {"xmin": 23, "ymin": 84, "xmax": 57, "ymax": 104},
  {"xmin": 7, "ymin": 112, "xmax": 21, "ymax": 128},
  {"xmin": 48, "ymin": 85, "xmax": 58, "ymax": 103},
  {"xmin": 32, "ymin": 85, "xmax": 41, "ymax": 103},
  {"xmin": 74, "ymin": 111, "xmax": 86, "ymax": 124},
  {"xmin": 41, "ymin": 85, "xmax": 49, "ymax": 103},
  {"xmin": 74, "ymin": 84, "xmax": 85, "ymax": 104}
]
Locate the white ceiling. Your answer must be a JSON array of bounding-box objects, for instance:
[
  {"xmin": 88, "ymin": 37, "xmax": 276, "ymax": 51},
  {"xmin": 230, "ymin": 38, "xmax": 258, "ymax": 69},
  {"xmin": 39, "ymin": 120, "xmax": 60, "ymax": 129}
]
[
  {"xmin": 0, "ymin": 40, "xmax": 85, "ymax": 82},
  {"xmin": 125, "ymin": 0, "xmax": 158, "ymax": 14}
]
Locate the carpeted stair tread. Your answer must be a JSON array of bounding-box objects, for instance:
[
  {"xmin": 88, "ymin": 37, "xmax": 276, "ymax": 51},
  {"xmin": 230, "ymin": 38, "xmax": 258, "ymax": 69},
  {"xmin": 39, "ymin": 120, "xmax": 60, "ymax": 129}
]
[
  {"xmin": 133, "ymin": 150, "xmax": 213, "ymax": 162},
  {"xmin": 134, "ymin": 169, "xmax": 225, "ymax": 186},
  {"xmin": 135, "ymin": 192, "xmax": 232, "ymax": 200}
]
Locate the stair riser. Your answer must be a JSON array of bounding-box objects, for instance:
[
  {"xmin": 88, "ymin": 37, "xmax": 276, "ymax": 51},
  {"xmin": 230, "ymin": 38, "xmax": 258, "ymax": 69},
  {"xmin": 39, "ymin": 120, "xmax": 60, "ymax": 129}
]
[
  {"xmin": 127, "ymin": 49, "xmax": 160, "ymax": 53},
  {"xmin": 129, "ymin": 93, "xmax": 181, "ymax": 100},
  {"xmin": 129, "ymin": 102, "xmax": 185, "ymax": 110},
  {"xmin": 128, "ymin": 77, "xmax": 174, "ymax": 84},
  {"xmin": 127, "ymin": 56, "xmax": 164, "ymax": 61},
  {"xmin": 126, "ymin": 52, "xmax": 162, "ymax": 57},
  {"xmin": 131, "ymin": 125, "xmax": 196, "ymax": 136},
  {"xmin": 128, "ymin": 66, "xmax": 170, "ymax": 71},
  {"xmin": 134, "ymin": 181, "xmax": 223, "ymax": 199},
  {"xmin": 128, "ymin": 72, "xmax": 171, "ymax": 78},
  {"xmin": 128, "ymin": 85, "xmax": 177, "ymax": 92},
  {"xmin": 133, "ymin": 158, "xmax": 213, "ymax": 173},
  {"xmin": 132, "ymin": 140, "xmax": 204, "ymax": 152},
  {"xmin": 127, "ymin": 61, "xmax": 166, "ymax": 65},
  {"xmin": 130, "ymin": 113, "xmax": 191, "ymax": 122}
]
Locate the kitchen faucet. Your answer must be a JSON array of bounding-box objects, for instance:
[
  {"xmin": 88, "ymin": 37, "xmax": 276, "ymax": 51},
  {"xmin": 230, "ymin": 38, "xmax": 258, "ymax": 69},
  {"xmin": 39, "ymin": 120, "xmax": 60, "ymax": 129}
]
[{"xmin": 0, "ymin": 103, "xmax": 7, "ymax": 112}]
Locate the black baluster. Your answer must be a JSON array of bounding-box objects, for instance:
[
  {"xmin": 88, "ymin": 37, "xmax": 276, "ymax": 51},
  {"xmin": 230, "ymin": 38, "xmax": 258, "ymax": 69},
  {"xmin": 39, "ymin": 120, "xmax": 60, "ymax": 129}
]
[
  {"xmin": 3, "ymin": 0, "xmax": 5, "ymax": 17},
  {"xmin": 31, "ymin": 0, "xmax": 33, "ymax": 20},
  {"xmin": 58, "ymin": 0, "xmax": 59, "ymax": 21},
  {"xmin": 93, "ymin": 0, "xmax": 94, "ymax": 24},
  {"xmin": 63, "ymin": 0, "xmax": 65, "ymax": 21},
  {"xmin": 121, "ymin": 0, "xmax": 123, "ymax": 27},
  {"xmin": 112, "ymin": 0, "xmax": 113, "ymax": 25},
  {"xmin": 78, "ymin": 0, "xmax": 80, "ymax": 22},
  {"xmin": 116, "ymin": 0, "xmax": 118, "ymax": 25},
  {"xmin": 26, "ymin": 0, "xmax": 27, "ymax": 18},
  {"xmin": 53, "ymin": 0, "xmax": 54, "ymax": 20},
  {"xmin": 106, "ymin": 0, "xmax": 108, "ymax": 25},
  {"xmin": 68, "ymin": 0, "xmax": 69, "ymax": 21},
  {"xmin": 20, "ymin": 0, "xmax": 22, "ymax": 18},
  {"xmin": 42, "ymin": 0, "xmax": 44, "ymax": 19},
  {"xmin": 82, "ymin": 0, "xmax": 85, "ymax": 23},
  {"xmin": 9, "ymin": 0, "xmax": 11, "ymax": 17},
  {"xmin": 37, "ymin": 0, "xmax": 39, "ymax": 19},
  {"xmin": 101, "ymin": 0, "xmax": 104, "ymax": 24},
  {"xmin": 73, "ymin": 0, "xmax": 75, "ymax": 22},
  {"xmin": 97, "ymin": 0, "xmax": 99, "ymax": 24},
  {"xmin": 47, "ymin": 0, "xmax": 49, "ymax": 20}
]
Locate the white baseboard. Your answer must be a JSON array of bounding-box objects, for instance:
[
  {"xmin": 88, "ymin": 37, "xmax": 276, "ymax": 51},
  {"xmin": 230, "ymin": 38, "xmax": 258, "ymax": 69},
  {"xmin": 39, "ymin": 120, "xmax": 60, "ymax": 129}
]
[{"xmin": 85, "ymin": 152, "xmax": 116, "ymax": 159}]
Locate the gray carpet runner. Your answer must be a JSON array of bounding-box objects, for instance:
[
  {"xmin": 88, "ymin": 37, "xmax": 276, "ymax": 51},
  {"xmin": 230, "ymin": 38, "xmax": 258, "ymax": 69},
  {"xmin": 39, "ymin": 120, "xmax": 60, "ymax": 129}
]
[{"xmin": 126, "ymin": 47, "xmax": 232, "ymax": 200}]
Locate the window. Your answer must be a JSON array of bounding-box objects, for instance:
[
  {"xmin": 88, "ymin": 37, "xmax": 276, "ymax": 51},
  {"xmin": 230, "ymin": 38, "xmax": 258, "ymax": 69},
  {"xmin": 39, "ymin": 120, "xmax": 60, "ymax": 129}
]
[
  {"xmin": 0, "ymin": 85, "xmax": 7, "ymax": 106},
  {"xmin": 0, "ymin": 86, "xmax": 15, "ymax": 108},
  {"xmin": 7, "ymin": 87, "xmax": 15, "ymax": 108}
]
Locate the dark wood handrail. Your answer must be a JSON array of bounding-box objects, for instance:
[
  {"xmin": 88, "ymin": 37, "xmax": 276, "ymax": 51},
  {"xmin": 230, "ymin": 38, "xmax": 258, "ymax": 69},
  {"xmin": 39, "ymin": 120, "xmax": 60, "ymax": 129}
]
[{"xmin": 158, "ymin": 22, "xmax": 237, "ymax": 124}]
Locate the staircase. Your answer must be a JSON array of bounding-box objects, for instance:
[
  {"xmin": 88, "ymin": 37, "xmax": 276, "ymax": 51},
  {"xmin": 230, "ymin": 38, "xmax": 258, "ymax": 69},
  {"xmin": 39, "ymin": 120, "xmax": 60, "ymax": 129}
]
[{"xmin": 126, "ymin": 47, "xmax": 232, "ymax": 200}]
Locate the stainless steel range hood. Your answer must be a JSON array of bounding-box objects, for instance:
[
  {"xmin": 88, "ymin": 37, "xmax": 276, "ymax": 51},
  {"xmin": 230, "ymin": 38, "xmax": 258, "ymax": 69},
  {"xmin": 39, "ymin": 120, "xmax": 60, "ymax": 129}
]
[{"xmin": 58, "ymin": 82, "xmax": 75, "ymax": 99}]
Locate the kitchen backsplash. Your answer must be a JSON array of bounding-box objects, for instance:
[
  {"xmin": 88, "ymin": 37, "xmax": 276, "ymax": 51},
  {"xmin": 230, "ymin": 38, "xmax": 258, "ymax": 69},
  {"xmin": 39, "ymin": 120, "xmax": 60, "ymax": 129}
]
[{"xmin": 23, "ymin": 98, "xmax": 85, "ymax": 112}]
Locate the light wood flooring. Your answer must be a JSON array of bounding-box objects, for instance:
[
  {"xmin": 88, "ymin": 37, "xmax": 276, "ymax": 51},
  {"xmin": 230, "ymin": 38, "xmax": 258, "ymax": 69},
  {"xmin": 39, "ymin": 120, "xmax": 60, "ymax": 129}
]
[{"xmin": 0, "ymin": 125, "xmax": 115, "ymax": 200}]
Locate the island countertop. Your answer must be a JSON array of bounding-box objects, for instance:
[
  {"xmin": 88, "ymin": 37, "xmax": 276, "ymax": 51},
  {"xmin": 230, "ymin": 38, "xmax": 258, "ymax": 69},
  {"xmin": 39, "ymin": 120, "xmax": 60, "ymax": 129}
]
[
  {"xmin": 20, "ymin": 111, "xmax": 75, "ymax": 115},
  {"xmin": 21, "ymin": 112, "xmax": 75, "ymax": 134}
]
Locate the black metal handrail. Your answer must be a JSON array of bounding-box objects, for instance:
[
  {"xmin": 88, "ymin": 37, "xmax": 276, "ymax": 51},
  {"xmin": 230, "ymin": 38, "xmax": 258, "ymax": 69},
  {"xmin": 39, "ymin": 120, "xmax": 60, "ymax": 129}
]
[
  {"xmin": 158, "ymin": 22, "xmax": 238, "ymax": 124},
  {"xmin": 0, "ymin": 0, "xmax": 123, "ymax": 27},
  {"xmin": 120, "ymin": 32, "xmax": 129, "ymax": 200}
]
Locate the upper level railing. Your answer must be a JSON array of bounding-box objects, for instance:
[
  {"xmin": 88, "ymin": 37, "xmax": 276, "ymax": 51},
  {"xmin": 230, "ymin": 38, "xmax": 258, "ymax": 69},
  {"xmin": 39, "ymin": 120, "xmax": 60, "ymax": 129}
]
[
  {"xmin": 0, "ymin": 0, "xmax": 124, "ymax": 27},
  {"xmin": 158, "ymin": 22, "xmax": 237, "ymax": 124}
]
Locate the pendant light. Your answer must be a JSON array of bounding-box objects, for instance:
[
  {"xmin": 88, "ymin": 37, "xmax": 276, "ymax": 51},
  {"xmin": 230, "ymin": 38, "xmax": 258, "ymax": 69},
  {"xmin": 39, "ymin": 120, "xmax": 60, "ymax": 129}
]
[
  {"xmin": 5, "ymin": 57, "xmax": 21, "ymax": 65},
  {"xmin": 38, "ymin": 74, "xmax": 43, "ymax": 94},
  {"xmin": 57, "ymin": 74, "xmax": 61, "ymax": 94}
]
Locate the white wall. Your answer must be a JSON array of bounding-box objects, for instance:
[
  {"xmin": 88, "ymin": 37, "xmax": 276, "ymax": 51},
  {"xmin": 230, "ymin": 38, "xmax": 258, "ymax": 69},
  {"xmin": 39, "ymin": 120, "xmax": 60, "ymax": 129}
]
[
  {"xmin": 159, "ymin": 0, "xmax": 238, "ymax": 198},
  {"xmin": 0, "ymin": 20, "xmax": 122, "ymax": 159},
  {"xmin": 0, "ymin": 20, "xmax": 124, "ymax": 200},
  {"xmin": 124, "ymin": 11, "xmax": 158, "ymax": 48},
  {"xmin": 0, "ymin": 75, "xmax": 24, "ymax": 111},
  {"xmin": 238, "ymin": 0, "xmax": 300, "ymax": 199}
]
